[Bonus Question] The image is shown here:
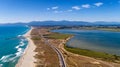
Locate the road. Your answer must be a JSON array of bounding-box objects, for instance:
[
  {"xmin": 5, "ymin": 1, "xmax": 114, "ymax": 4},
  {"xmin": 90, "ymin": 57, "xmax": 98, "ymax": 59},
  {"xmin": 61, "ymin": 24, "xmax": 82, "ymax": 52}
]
[{"xmin": 39, "ymin": 31, "xmax": 66, "ymax": 67}]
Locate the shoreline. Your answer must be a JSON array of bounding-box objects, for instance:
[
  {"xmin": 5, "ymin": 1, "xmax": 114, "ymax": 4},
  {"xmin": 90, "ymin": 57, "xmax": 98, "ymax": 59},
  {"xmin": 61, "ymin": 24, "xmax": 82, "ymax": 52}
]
[
  {"xmin": 47, "ymin": 29, "xmax": 120, "ymax": 66},
  {"xmin": 63, "ymin": 34, "xmax": 120, "ymax": 63},
  {"xmin": 60, "ymin": 35, "xmax": 120, "ymax": 67},
  {"xmin": 16, "ymin": 27, "xmax": 37, "ymax": 67}
]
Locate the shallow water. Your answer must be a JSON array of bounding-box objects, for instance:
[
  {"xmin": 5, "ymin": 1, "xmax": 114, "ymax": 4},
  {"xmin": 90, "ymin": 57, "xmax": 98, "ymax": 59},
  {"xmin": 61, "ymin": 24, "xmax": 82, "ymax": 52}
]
[{"xmin": 52, "ymin": 29, "xmax": 120, "ymax": 56}]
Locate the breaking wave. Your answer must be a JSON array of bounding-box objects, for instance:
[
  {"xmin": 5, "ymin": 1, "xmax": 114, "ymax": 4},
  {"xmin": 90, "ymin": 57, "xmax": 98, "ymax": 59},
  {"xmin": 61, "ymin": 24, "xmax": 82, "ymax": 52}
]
[{"xmin": 0, "ymin": 38, "xmax": 27, "ymax": 65}]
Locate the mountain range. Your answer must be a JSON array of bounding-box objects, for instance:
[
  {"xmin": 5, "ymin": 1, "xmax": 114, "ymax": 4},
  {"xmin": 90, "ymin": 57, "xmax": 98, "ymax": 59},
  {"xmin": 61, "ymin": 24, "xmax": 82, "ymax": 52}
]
[{"xmin": 0, "ymin": 21, "xmax": 120, "ymax": 26}]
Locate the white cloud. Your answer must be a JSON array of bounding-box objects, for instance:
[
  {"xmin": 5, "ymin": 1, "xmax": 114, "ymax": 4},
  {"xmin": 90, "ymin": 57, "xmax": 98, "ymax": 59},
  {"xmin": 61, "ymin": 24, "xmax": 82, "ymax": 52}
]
[
  {"xmin": 54, "ymin": 10, "xmax": 63, "ymax": 13},
  {"xmin": 47, "ymin": 3, "xmax": 103, "ymax": 12},
  {"xmin": 72, "ymin": 6, "xmax": 81, "ymax": 10},
  {"xmin": 47, "ymin": 8, "xmax": 50, "ymax": 10},
  {"xmin": 47, "ymin": 6, "xmax": 59, "ymax": 10},
  {"xmin": 94, "ymin": 2, "xmax": 103, "ymax": 7},
  {"xmin": 51, "ymin": 6, "xmax": 59, "ymax": 10},
  {"xmin": 82, "ymin": 4, "xmax": 90, "ymax": 8}
]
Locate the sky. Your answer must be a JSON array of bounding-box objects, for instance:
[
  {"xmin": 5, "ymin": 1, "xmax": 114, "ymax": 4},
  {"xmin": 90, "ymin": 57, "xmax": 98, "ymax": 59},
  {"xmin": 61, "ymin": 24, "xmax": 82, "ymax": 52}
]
[{"xmin": 0, "ymin": 0, "xmax": 120, "ymax": 23}]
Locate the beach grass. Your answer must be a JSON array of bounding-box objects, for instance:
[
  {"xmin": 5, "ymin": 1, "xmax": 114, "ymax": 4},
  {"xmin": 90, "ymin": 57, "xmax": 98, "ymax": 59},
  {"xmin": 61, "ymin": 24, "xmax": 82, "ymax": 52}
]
[
  {"xmin": 43, "ymin": 33, "xmax": 72, "ymax": 39},
  {"xmin": 97, "ymin": 28, "xmax": 120, "ymax": 32},
  {"xmin": 31, "ymin": 29, "xmax": 60, "ymax": 67},
  {"xmin": 64, "ymin": 45, "xmax": 120, "ymax": 63},
  {"xmin": 80, "ymin": 27, "xmax": 120, "ymax": 32},
  {"xmin": 31, "ymin": 36, "xmax": 41, "ymax": 40}
]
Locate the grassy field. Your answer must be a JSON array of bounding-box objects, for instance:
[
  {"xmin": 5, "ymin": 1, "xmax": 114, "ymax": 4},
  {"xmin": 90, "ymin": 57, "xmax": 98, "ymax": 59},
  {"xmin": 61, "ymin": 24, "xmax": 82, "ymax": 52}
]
[
  {"xmin": 43, "ymin": 33, "xmax": 72, "ymax": 39},
  {"xmin": 31, "ymin": 36, "xmax": 41, "ymax": 40},
  {"xmin": 79, "ymin": 27, "xmax": 120, "ymax": 32},
  {"xmin": 64, "ymin": 45, "xmax": 120, "ymax": 63},
  {"xmin": 97, "ymin": 28, "xmax": 120, "ymax": 32}
]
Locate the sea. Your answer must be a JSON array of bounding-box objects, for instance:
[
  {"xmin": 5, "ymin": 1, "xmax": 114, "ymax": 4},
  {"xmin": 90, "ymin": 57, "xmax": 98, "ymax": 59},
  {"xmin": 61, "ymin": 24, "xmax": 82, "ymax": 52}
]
[
  {"xmin": 0, "ymin": 25, "xmax": 29, "ymax": 67},
  {"xmin": 52, "ymin": 29, "xmax": 120, "ymax": 56}
]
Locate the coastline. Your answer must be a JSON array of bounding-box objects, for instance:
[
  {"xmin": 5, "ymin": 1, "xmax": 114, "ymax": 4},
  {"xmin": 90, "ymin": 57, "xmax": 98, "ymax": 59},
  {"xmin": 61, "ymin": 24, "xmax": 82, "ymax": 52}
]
[
  {"xmin": 16, "ymin": 27, "xmax": 36, "ymax": 67},
  {"xmin": 16, "ymin": 27, "xmax": 120, "ymax": 67}
]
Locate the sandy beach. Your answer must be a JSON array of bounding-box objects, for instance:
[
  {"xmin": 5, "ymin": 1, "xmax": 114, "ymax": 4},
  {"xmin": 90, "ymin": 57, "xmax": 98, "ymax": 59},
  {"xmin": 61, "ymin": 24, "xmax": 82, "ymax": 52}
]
[{"xmin": 16, "ymin": 27, "xmax": 36, "ymax": 67}]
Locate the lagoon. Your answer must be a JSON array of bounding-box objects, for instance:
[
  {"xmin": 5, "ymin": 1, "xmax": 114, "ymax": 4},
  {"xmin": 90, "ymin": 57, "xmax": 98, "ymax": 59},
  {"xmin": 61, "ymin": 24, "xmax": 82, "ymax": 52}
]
[{"xmin": 52, "ymin": 29, "xmax": 120, "ymax": 56}]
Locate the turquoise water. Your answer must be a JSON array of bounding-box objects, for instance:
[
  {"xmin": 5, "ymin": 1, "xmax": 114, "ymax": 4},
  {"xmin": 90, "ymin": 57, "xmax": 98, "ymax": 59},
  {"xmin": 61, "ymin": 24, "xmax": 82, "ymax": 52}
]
[
  {"xmin": 0, "ymin": 26, "xmax": 29, "ymax": 67},
  {"xmin": 52, "ymin": 29, "xmax": 120, "ymax": 56}
]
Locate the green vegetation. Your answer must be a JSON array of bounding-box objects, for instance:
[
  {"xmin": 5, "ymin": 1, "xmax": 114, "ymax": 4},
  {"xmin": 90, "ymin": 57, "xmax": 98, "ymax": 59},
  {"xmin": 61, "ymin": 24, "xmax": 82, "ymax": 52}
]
[
  {"xmin": 77, "ymin": 27, "xmax": 120, "ymax": 32},
  {"xmin": 64, "ymin": 45, "xmax": 120, "ymax": 63},
  {"xmin": 97, "ymin": 28, "xmax": 120, "ymax": 32},
  {"xmin": 43, "ymin": 33, "xmax": 72, "ymax": 39},
  {"xmin": 31, "ymin": 36, "xmax": 41, "ymax": 40}
]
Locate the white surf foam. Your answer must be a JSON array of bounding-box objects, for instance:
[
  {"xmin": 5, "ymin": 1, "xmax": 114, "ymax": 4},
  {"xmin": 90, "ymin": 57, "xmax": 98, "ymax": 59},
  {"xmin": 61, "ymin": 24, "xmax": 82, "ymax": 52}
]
[
  {"xmin": 15, "ymin": 39, "xmax": 25, "ymax": 49},
  {"xmin": 0, "ymin": 38, "xmax": 26, "ymax": 63},
  {"xmin": 0, "ymin": 64, "xmax": 3, "ymax": 67},
  {"xmin": 17, "ymin": 35, "xmax": 22, "ymax": 37},
  {"xmin": 0, "ymin": 47, "xmax": 24, "ymax": 63},
  {"xmin": 15, "ymin": 38, "xmax": 26, "ymax": 58},
  {"xmin": 15, "ymin": 48, "xmax": 24, "ymax": 57},
  {"xmin": 0, "ymin": 54, "xmax": 13, "ymax": 62}
]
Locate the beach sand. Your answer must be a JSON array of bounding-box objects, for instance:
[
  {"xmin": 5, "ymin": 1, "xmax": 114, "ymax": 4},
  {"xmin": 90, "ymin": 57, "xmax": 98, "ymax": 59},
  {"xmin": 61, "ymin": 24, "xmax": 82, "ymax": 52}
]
[{"xmin": 16, "ymin": 27, "xmax": 36, "ymax": 67}]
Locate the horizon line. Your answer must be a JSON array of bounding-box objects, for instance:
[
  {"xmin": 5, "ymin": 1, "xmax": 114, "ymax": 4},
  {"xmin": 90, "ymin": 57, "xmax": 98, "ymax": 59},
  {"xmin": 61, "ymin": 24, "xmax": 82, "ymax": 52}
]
[{"xmin": 0, "ymin": 20, "xmax": 120, "ymax": 24}]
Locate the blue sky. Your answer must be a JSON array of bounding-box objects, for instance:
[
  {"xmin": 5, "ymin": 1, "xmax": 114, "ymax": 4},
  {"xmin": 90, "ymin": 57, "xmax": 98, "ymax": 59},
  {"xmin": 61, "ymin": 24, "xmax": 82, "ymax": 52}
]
[{"xmin": 0, "ymin": 0, "xmax": 120, "ymax": 23}]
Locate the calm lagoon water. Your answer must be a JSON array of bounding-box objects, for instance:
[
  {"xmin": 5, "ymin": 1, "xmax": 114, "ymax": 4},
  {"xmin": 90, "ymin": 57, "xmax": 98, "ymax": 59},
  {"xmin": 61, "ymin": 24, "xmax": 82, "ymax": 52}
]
[
  {"xmin": 52, "ymin": 29, "xmax": 120, "ymax": 56},
  {"xmin": 0, "ymin": 25, "xmax": 29, "ymax": 67}
]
